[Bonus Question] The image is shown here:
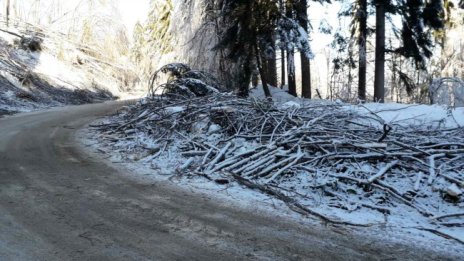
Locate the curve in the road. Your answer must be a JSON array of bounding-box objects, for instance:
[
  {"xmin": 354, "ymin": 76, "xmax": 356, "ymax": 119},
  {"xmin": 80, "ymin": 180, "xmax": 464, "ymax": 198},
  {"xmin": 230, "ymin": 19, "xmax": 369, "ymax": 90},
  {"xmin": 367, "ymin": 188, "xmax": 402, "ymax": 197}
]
[{"xmin": 0, "ymin": 102, "xmax": 461, "ymax": 260}]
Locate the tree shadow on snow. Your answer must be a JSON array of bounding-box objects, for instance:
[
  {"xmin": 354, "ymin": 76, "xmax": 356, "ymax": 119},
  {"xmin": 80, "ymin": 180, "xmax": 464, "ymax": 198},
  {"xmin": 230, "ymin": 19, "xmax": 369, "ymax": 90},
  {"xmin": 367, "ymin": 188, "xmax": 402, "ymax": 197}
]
[{"xmin": 0, "ymin": 30, "xmax": 115, "ymax": 113}]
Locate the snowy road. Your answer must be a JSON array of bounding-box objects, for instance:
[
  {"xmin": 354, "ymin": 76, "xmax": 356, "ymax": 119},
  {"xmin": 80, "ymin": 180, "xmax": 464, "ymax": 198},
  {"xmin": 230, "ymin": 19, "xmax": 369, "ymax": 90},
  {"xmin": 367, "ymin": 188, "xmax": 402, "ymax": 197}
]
[{"xmin": 0, "ymin": 102, "xmax": 459, "ymax": 260}]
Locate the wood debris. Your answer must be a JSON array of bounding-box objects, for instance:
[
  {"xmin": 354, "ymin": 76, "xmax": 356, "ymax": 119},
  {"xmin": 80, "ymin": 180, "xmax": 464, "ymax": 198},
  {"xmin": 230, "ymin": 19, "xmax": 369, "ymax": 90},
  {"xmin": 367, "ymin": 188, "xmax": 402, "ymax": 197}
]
[{"xmin": 93, "ymin": 91, "xmax": 464, "ymax": 242}]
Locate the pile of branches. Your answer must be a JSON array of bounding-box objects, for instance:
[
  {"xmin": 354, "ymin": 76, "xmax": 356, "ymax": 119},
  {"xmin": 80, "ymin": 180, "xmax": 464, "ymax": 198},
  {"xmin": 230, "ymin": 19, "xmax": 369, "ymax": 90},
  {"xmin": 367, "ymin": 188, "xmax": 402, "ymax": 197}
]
[
  {"xmin": 148, "ymin": 63, "xmax": 223, "ymax": 98},
  {"xmin": 96, "ymin": 92, "xmax": 464, "ymax": 242}
]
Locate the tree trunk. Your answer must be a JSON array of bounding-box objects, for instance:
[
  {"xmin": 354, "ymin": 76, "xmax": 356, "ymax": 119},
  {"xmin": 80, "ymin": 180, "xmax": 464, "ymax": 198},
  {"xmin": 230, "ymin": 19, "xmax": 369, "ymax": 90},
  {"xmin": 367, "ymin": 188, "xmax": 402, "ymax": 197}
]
[
  {"xmin": 255, "ymin": 44, "xmax": 273, "ymax": 99},
  {"xmin": 391, "ymin": 53, "xmax": 397, "ymax": 101},
  {"xmin": 397, "ymin": 55, "xmax": 402, "ymax": 102},
  {"xmin": 6, "ymin": 0, "xmax": 10, "ymax": 27},
  {"xmin": 374, "ymin": 0, "xmax": 386, "ymax": 103},
  {"xmin": 300, "ymin": 53, "xmax": 311, "ymax": 98},
  {"xmin": 325, "ymin": 49, "xmax": 331, "ymax": 99},
  {"xmin": 265, "ymin": 39, "xmax": 278, "ymax": 87},
  {"xmin": 266, "ymin": 59, "xmax": 278, "ymax": 87},
  {"xmin": 287, "ymin": 50, "xmax": 297, "ymax": 96},
  {"xmin": 237, "ymin": 52, "xmax": 253, "ymax": 98},
  {"xmin": 348, "ymin": 65, "xmax": 353, "ymax": 100},
  {"xmin": 358, "ymin": 0, "xmax": 367, "ymax": 101},
  {"xmin": 279, "ymin": 0, "xmax": 286, "ymax": 88},
  {"xmin": 286, "ymin": 0, "xmax": 297, "ymax": 97},
  {"xmin": 281, "ymin": 48, "xmax": 286, "ymax": 88},
  {"xmin": 296, "ymin": 0, "xmax": 311, "ymax": 99}
]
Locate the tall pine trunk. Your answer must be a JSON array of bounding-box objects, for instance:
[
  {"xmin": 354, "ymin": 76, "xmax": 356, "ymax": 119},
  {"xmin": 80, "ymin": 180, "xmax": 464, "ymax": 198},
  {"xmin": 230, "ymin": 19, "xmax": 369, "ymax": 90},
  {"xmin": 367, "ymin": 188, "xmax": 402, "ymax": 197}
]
[
  {"xmin": 265, "ymin": 38, "xmax": 278, "ymax": 87},
  {"xmin": 300, "ymin": 56, "xmax": 311, "ymax": 98},
  {"xmin": 374, "ymin": 0, "xmax": 386, "ymax": 103},
  {"xmin": 286, "ymin": 1, "xmax": 297, "ymax": 97},
  {"xmin": 255, "ymin": 44, "xmax": 273, "ymax": 99},
  {"xmin": 279, "ymin": 0, "xmax": 286, "ymax": 88},
  {"xmin": 281, "ymin": 48, "xmax": 286, "ymax": 88},
  {"xmin": 391, "ymin": 53, "xmax": 396, "ymax": 101},
  {"xmin": 6, "ymin": 0, "xmax": 10, "ymax": 27},
  {"xmin": 296, "ymin": 0, "xmax": 311, "ymax": 98},
  {"xmin": 237, "ymin": 52, "xmax": 253, "ymax": 98},
  {"xmin": 287, "ymin": 50, "xmax": 297, "ymax": 96},
  {"xmin": 358, "ymin": 0, "xmax": 367, "ymax": 101}
]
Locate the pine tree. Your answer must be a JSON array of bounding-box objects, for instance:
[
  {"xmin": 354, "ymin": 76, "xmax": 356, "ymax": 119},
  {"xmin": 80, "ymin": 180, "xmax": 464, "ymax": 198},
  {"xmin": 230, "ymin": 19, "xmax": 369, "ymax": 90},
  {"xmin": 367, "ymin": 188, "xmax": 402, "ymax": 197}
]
[
  {"xmin": 373, "ymin": 0, "xmax": 445, "ymax": 102},
  {"xmin": 264, "ymin": 34, "xmax": 278, "ymax": 87},
  {"xmin": 279, "ymin": 0, "xmax": 315, "ymax": 97},
  {"xmin": 131, "ymin": 0, "xmax": 174, "ymax": 76},
  {"xmin": 214, "ymin": 0, "xmax": 280, "ymax": 98},
  {"xmin": 215, "ymin": 0, "xmax": 315, "ymax": 98},
  {"xmin": 285, "ymin": 0, "xmax": 298, "ymax": 97},
  {"xmin": 373, "ymin": 0, "xmax": 386, "ymax": 102},
  {"xmin": 6, "ymin": 0, "xmax": 10, "ymax": 27},
  {"xmin": 296, "ymin": 0, "xmax": 311, "ymax": 99},
  {"xmin": 338, "ymin": 0, "xmax": 445, "ymax": 102},
  {"xmin": 338, "ymin": 0, "xmax": 370, "ymax": 101},
  {"xmin": 279, "ymin": 0, "xmax": 286, "ymax": 88},
  {"xmin": 434, "ymin": 0, "xmax": 458, "ymax": 76},
  {"xmin": 358, "ymin": 0, "xmax": 368, "ymax": 101}
]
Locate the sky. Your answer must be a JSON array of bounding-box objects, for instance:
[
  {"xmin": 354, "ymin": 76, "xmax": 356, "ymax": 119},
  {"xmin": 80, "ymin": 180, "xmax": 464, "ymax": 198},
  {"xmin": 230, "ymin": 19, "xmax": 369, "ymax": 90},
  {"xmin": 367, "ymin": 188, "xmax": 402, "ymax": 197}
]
[
  {"xmin": 115, "ymin": 0, "xmax": 150, "ymax": 36},
  {"xmin": 310, "ymin": 2, "xmax": 343, "ymax": 52}
]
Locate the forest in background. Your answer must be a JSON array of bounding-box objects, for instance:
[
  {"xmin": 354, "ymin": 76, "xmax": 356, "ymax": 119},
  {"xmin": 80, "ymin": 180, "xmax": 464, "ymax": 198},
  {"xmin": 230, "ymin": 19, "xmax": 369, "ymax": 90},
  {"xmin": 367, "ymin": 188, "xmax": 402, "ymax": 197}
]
[
  {"xmin": 1, "ymin": 0, "xmax": 464, "ymax": 105},
  {"xmin": 132, "ymin": 0, "xmax": 464, "ymax": 106}
]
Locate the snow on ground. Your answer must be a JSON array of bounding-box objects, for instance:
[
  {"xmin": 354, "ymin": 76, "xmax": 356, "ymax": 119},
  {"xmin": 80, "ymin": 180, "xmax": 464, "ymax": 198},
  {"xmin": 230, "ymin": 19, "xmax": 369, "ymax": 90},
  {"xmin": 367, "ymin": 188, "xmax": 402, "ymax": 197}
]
[
  {"xmin": 84, "ymin": 86, "xmax": 464, "ymax": 256},
  {"xmin": 250, "ymin": 85, "xmax": 299, "ymax": 102},
  {"xmin": 252, "ymin": 86, "xmax": 464, "ymax": 128},
  {"xmin": 0, "ymin": 27, "xmax": 139, "ymax": 116},
  {"xmin": 350, "ymin": 103, "xmax": 464, "ymax": 129}
]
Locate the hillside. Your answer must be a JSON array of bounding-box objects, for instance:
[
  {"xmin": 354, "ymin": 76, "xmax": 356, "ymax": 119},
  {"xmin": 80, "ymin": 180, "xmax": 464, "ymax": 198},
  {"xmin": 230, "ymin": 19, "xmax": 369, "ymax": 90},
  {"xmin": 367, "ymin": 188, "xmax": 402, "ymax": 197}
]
[{"xmin": 0, "ymin": 23, "xmax": 137, "ymax": 116}]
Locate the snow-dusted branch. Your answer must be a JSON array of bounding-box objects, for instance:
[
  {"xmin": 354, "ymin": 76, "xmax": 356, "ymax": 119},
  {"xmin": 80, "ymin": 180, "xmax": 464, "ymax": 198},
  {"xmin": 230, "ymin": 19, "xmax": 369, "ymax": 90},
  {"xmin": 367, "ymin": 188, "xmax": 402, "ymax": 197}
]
[{"xmin": 93, "ymin": 92, "xmax": 464, "ymax": 244}]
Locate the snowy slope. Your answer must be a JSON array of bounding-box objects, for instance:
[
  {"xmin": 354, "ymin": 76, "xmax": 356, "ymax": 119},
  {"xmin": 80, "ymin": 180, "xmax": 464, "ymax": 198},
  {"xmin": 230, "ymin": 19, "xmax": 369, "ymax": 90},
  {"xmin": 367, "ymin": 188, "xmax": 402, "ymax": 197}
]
[{"xmin": 0, "ymin": 27, "xmax": 137, "ymax": 116}]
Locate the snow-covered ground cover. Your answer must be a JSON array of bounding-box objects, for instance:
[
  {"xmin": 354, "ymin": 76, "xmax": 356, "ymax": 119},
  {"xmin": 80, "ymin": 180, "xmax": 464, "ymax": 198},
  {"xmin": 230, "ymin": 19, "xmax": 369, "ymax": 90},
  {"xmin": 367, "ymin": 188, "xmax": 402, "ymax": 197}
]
[
  {"xmin": 0, "ymin": 26, "xmax": 138, "ymax": 116},
  {"xmin": 85, "ymin": 86, "xmax": 464, "ymax": 254},
  {"xmin": 252, "ymin": 85, "xmax": 464, "ymax": 128}
]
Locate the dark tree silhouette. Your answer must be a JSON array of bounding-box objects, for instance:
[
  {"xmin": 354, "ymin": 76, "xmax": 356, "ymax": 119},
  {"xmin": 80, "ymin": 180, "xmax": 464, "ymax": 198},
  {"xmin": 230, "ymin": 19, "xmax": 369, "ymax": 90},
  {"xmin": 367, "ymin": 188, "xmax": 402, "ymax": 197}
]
[
  {"xmin": 214, "ymin": 0, "xmax": 279, "ymax": 98},
  {"xmin": 373, "ymin": 0, "xmax": 445, "ymax": 102},
  {"xmin": 285, "ymin": 0, "xmax": 297, "ymax": 97},
  {"xmin": 296, "ymin": 0, "xmax": 312, "ymax": 99},
  {"xmin": 358, "ymin": 0, "xmax": 368, "ymax": 101},
  {"xmin": 279, "ymin": 0, "xmax": 286, "ymax": 88},
  {"xmin": 374, "ymin": 0, "xmax": 386, "ymax": 102},
  {"xmin": 6, "ymin": 0, "xmax": 10, "ymax": 27},
  {"xmin": 340, "ymin": 0, "xmax": 445, "ymax": 102}
]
